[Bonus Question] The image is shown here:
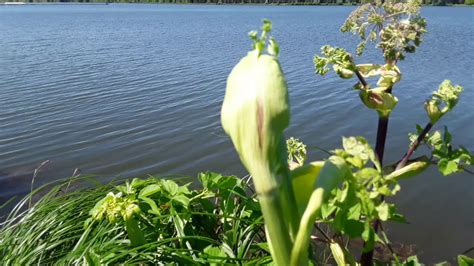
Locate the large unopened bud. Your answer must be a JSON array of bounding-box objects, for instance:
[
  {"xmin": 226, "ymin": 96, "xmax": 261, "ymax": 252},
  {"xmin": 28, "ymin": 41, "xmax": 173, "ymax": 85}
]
[
  {"xmin": 221, "ymin": 51, "xmax": 289, "ymax": 193},
  {"xmin": 359, "ymin": 90, "xmax": 398, "ymax": 118}
]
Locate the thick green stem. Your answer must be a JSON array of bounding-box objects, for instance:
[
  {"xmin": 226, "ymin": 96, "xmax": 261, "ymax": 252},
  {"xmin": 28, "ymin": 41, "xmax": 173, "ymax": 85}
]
[
  {"xmin": 281, "ymin": 167, "xmax": 301, "ymax": 241},
  {"xmin": 258, "ymin": 184, "xmax": 294, "ymax": 265},
  {"xmin": 250, "ymin": 163, "xmax": 296, "ymax": 265}
]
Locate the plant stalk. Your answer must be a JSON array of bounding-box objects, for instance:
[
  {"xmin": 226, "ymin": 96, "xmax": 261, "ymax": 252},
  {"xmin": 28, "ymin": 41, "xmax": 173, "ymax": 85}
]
[
  {"xmin": 360, "ymin": 86, "xmax": 393, "ymax": 266},
  {"xmin": 254, "ymin": 169, "xmax": 294, "ymax": 266},
  {"xmin": 395, "ymin": 122, "xmax": 433, "ymax": 170},
  {"xmin": 361, "ymin": 123, "xmax": 433, "ymax": 264},
  {"xmin": 355, "ymin": 70, "xmax": 368, "ymax": 87}
]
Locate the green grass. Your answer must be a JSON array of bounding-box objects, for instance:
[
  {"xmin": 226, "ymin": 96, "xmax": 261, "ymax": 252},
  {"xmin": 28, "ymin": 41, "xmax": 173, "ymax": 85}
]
[{"xmin": 0, "ymin": 173, "xmax": 271, "ymax": 264}]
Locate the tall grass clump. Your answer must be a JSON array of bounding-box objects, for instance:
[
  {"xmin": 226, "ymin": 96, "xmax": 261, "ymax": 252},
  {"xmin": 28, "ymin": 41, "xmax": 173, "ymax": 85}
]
[{"xmin": 0, "ymin": 173, "xmax": 270, "ymax": 264}]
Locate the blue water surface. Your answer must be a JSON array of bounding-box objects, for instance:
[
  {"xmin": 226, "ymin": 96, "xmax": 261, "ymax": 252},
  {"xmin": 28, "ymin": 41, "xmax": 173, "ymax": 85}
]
[{"xmin": 0, "ymin": 4, "xmax": 473, "ymax": 262}]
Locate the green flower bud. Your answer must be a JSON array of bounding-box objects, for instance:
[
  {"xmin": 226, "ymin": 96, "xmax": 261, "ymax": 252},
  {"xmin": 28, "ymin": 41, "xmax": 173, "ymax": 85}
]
[
  {"xmin": 424, "ymin": 100, "xmax": 443, "ymax": 124},
  {"xmin": 386, "ymin": 159, "xmax": 430, "ymax": 181},
  {"xmin": 359, "ymin": 90, "xmax": 398, "ymax": 117},
  {"xmin": 221, "ymin": 51, "xmax": 289, "ymax": 194}
]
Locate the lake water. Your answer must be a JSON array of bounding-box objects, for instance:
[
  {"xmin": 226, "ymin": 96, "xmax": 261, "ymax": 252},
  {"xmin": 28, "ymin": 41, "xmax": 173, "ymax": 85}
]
[{"xmin": 0, "ymin": 4, "xmax": 473, "ymax": 262}]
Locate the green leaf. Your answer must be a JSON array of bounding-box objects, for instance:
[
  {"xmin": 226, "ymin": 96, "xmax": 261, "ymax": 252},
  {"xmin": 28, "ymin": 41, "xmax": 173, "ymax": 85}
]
[
  {"xmin": 334, "ymin": 209, "xmax": 347, "ymax": 231},
  {"xmin": 376, "ymin": 202, "xmax": 389, "ymax": 221},
  {"xmin": 198, "ymin": 172, "xmax": 222, "ymax": 190},
  {"xmin": 138, "ymin": 184, "xmax": 161, "ymax": 198},
  {"xmin": 342, "ymin": 136, "xmax": 380, "ymax": 171},
  {"xmin": 354, "ymin": 168, "xmax": 379, "ymax": 181},
  {"xmin": 316, "ymin": 156, "xmax": 351, "ymax": 201},
  {"xmin": 321, "ymin": 204, "xmax": 337, "ymax": 219},
  {"xmin": 438, "ymin": 159, "xmax": 458, "ymax": 176},
  {"xmin": 204, "ymin": 245, "xmax": 228, "ymax": 265},
  {"xmin": 343, "ymin": 219, "xmax": 364, "ymax": 238},
  {"xmin": 457, "ymin": 255, "xmax": 474, "ymax": 266},
  {"xmin": 313, "ymin": 45, "xmax": 355, "ymax": 77},
  {"xmin": 356, "ymin": 63, "xmax": 381, "ymax": 77},
  {"xmin": 403, "ymin": 255, "xmax": 422, "ymax": 266},
  {"xmin": 160, "ymin": 180, "xmax": 180, "ymax": 196},
  {"xmin": 291, "ymin": 161, "xmax": 324, "ymax": 214},
  {"xmin": 172, "ymin": 194, "xmax": 190, "ymax": 208},
  {"xmin": 361, "ymin": 221, "xmax": 375, "ymax": 252},
  {"xmin": 390, "ymin": 212, "xmax": 408, "ymax": 224},
  {"xmin": 347, "ymin": 203, "xmax": 361, "ymax": 220},
  {"xmin": 125, "ymin": 217, "xmax": 147, "ymax": 247},
  {"xmin": 140, "ymin": 196, "xmax": 161, "ymax": 215}
]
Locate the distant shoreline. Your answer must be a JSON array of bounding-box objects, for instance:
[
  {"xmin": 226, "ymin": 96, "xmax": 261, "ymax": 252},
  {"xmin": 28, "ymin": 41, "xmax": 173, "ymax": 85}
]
[
  {"xmin": 2, "ymin": 2, "xmax": 108, "ymax": 4},
  {"xmin": 1, "ymin": 1, "xmax": 473, "ymax": 6}
]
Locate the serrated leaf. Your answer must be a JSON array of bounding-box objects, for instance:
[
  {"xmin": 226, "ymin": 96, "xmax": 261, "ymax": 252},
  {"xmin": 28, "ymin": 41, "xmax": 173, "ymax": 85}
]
[{"xmin": 438, "ymin": 159, "xmax": 458, "ymax": 176}]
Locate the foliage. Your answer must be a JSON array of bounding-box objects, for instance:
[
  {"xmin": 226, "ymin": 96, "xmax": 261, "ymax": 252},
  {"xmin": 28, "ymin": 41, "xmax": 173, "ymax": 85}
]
[
  {"xmin": 309, "ymin": 1, "xmax": 471, "ymax": 264},
  {"xmin": 0, "ymin": 174, "xmax": 270, "ymax": 264},
  {"xmin": 409, "ymin": 126, "xmax": 473, "ymax": 175},
  {"xmin": 313, "ymin": 45, "xmax": 356, "ymax": 78},
  {"xmin": 219, "ymin": 1, "xmax": 471, "ymax": 265},
  {"xmin": 424, "ymin": 80, "xmax": 463, "ymax": 123},
  {"xmin": 1, "ymin": 3, "xmax": 472, "ymax": 266}
]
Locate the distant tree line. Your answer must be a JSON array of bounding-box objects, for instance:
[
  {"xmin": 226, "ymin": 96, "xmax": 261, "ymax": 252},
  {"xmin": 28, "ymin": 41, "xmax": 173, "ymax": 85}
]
[{"xmin": 4, "ymin": 0, "xmax": 473, "ymax": 5}]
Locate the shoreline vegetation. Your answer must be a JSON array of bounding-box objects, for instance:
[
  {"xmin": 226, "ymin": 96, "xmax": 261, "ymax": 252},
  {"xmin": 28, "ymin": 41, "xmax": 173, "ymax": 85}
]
[
  {"xmin": 1, "ymin": 0, "xmax": 473, "ymax": 265},
  {"xmin": 1, "ymin": 0, "xmax": 474, "ymax": 6}
]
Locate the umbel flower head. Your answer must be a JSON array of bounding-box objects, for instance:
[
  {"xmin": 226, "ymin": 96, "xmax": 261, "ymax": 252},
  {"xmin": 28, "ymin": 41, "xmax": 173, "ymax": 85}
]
[{"xmin": 221, "ymin": 20, "xmax": 289, "ymax": 193}]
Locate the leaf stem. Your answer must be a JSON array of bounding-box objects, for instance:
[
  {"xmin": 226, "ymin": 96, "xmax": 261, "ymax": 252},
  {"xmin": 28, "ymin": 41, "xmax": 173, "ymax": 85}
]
[
  {"xmin": 375, "ymin": 115, "xmax": 390, "ymax": 164},
  {"xmin": 354, "ymin": 69, "xmax": 368, "ymax": 87},
  {"xmin": 395, "ymin": 122, "xmax": 433, "ymax": 170}
]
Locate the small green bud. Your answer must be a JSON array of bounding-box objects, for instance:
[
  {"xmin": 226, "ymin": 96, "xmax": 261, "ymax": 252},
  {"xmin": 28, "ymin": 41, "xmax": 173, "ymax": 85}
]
[
  {"xmin": 386, "ymin": 159, "xmax": 430, "ymax": 181},
  {"xmin": 424, "ymin": 80, "xmax": 463, "ymax": 124},
  {"xmin": 424, "ymin": 100, "xmax": 443, "ymax": 124}
]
